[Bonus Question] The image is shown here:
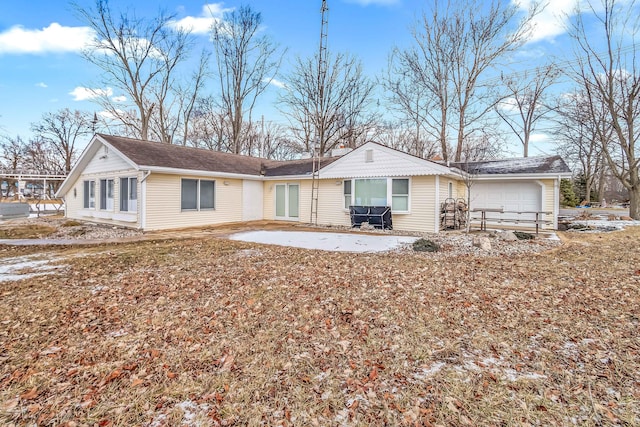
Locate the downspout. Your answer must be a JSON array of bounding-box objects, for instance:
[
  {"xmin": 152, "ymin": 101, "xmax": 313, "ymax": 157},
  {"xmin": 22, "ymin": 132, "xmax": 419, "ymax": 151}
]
[
  {"xmin": 554, "ymin": 175, "xmax": 560, "ymax": 230},
  {"xmin": 140, "ymin": 170, "xmax": 151, "ymax": 230},
  {"xmin": 434, "ymin": 175, "xmax": 440, "ymax": 233}
]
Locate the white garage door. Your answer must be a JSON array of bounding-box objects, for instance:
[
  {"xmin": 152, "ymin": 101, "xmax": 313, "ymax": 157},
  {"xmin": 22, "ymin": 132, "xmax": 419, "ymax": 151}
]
[{"xmin": 470, "ymin": 181, "xmax": 542, "ymax": 221}]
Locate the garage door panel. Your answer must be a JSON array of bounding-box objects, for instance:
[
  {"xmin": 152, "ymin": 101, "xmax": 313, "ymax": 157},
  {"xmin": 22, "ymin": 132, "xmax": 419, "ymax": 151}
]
[{"xmin": 471, "ymin": 181, "xmax": 541, "ymax": 221}]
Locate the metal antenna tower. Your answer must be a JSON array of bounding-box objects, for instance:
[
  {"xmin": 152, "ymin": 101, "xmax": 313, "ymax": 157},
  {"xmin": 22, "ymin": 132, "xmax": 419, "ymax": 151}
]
[{"xmin": 310, "ymin": 0, "xmax": 329, "ymax": 225}]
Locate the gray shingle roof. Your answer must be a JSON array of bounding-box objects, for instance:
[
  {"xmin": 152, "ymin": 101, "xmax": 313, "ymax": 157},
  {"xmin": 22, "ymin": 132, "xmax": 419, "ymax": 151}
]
[
  {"xmin": 453, "ymin": 155, "xmax": 571, "ymax": 175},
  {"xmin": 99, "ymin": 134, "xmax": 338, "ymax": 177}
]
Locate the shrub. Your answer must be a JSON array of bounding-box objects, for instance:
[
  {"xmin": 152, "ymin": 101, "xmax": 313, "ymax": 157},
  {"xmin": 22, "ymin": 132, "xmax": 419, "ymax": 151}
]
[
  {"xmin": 413, "ymin": 238, "xmax": 440, "ymax": 252},
  {"xmin": 513, "ymin": 231, "xmax": 534, "ymax": 240}
]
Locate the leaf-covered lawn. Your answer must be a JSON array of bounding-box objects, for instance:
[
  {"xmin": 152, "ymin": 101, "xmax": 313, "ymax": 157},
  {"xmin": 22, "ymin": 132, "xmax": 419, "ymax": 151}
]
[{"xmin": 1, "ymin": 228, "xmax": 639, "ymax": 426}]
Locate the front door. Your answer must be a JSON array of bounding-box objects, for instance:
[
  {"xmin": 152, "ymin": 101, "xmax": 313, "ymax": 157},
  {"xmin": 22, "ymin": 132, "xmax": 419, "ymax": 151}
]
[{"xmin": 275, "ymin": 183, "xmax": 299, "ymax": 220}]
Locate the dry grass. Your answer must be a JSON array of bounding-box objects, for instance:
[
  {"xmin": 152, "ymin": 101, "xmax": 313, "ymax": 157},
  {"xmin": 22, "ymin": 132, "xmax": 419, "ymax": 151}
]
[
  {"xmin": 1, "ymin": 227, "xmax": 639, "ymax": 426},
  {"xmin": 0, "ymin": 224, "xmax": 57, "ymax": 239}
]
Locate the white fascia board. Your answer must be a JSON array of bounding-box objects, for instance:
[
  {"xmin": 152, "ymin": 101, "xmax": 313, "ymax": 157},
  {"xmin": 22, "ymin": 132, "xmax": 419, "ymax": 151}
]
[
  {"xmin": 262, "ymin": 175, "xmax": 314, "ymax": 181},
  {"xmin": 140, "ymin": 165, "xmax": 262, "ymax": 180},
  {"xmin": 472, "ymin": 172, "xmax": 572, "ymax": 181}
]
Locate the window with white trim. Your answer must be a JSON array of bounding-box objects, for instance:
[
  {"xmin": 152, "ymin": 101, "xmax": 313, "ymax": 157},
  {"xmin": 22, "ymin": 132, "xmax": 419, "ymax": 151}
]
[
  {"xmin": 100, "ymin": 179, "xmax": 114, "ymax": 210},
  {"xmin": 83, "ymin": 180, "xmax": 95, "ymax": 209},
  {"xmin": 392, "ymin": 178, "xmax": 409, "ymax": 211},
  {"xmin": 343, "ymin": 180, "xmax": 352, "ymax": 209},
  {"xmin": 120, "ymin": 177, "xmax": 137, "ymax": 213},
  {"xmin": 181, "ymin": 179, "xmax": 215, "ymax": 211},
  {"xmin": 344, "ymin": 178, "xmax": 410, "ymax": 212}
]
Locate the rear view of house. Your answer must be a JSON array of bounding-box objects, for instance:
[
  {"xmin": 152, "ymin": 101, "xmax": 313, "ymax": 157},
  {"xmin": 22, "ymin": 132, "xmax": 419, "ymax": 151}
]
[{"xmin": 57, "ymin": 134, "xmax": 571, "ymax": 233}]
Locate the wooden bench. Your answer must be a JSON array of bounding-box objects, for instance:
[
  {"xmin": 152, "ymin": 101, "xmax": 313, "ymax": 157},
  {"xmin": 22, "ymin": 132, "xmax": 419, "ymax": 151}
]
[{"xmin": 470, "ymin": 209, "xmax": 552, "ymax": 235}]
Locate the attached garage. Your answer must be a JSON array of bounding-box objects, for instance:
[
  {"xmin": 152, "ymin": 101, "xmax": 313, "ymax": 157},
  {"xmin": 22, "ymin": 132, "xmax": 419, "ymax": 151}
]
[
  {"xmin": 455, "ymin": 156, "xmax": 572, "ymax": 231},
  {"xmin": 471, "ymin": 181, "xmax": 543, "ymax": 221}
]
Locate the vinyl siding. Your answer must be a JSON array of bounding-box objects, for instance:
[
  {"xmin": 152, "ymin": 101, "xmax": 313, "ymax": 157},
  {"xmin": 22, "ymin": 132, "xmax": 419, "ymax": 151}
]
[
  {"xmin": 84, "ymin": 146, "xmax": 132, "ymax": 174},
  {"xmin": 143, "ymin": 173, "xmax": 243, "ymax": 231},
  {"xmin": 540, "ymin": 179, "xmax": 556, "ymax": 229},
  {"xmin": 316, "ymin": 179, "xmax": 351, "ymax": 227},
  {"xmin": 393, "ymin": 176, "xmax": 438, "ymax": 233}
]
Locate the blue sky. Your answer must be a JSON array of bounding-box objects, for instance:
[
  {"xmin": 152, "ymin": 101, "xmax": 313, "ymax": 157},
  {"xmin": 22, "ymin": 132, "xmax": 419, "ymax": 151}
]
[{"xmin": 0, "ymin": 0, "xmax": 595, "ymax": 155}]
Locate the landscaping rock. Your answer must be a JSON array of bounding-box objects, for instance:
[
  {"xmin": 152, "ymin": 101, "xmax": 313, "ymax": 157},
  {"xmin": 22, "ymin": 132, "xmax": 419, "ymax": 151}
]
[
  {"xmin": 472, "ymin": 236, "xmax": 492, "ymax": 251},
  {"xmin": 500, "ymin": 231, "xmax": 518, "ymax": 241}
]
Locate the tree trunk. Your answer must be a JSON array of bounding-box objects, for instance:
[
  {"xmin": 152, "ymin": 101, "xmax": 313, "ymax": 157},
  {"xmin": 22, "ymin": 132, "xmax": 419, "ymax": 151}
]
[{"xmin": 629, "ymin": 186, "xmax": 640, "ymax": 220}]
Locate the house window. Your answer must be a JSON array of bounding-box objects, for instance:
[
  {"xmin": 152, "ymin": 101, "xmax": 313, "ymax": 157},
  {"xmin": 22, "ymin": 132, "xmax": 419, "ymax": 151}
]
[
  {"xmin": 346, "ymin": 177, "xmax": 410, "ymax": 212},
  {"xmin": 355, "ymin": 178, "xmax": 387, "ymax": 206},
  {"xmin": 392, "ymin": 178, "xmax": 409, "ymax": 211},
  {"xmin": 100, "ymin": 179, "xmax": 114, "ymax": 210},
  {"xmin": 181, "ymin": 179, "xmax": 215, "ymax": 211},
  {"xmin": 120, "ymin": 177, "xmax": 137, "ymax": 213},
  {"xmin": 83, "ymin": 180, "xmax": 95, "ymax": 209},
  {"xmin": 343, "ymin": 180, "xmax": 352, "ymax": 209}
]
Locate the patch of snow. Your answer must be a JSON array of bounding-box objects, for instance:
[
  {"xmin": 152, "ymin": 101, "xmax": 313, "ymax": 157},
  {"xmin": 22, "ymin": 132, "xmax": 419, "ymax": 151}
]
[
  {"xmin": 229, "ymin": 230, "xmax": 418, "ymax": 253},
  {"xmin": 0, "ymin": 255, "xmax": 63, "ymax": 282},
  {"xmin": 413, "ymin": 362, "xmax": 446, "ymax": 380},
  {"xmin": 502, "ymin": 369, "xmax": 547, "ymax": 382}
]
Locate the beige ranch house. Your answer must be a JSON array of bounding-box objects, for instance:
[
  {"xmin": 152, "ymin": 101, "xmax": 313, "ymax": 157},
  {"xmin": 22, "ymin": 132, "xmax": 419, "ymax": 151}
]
[{"xmin": 56, "ymin": 134, "xmax": 571, "ymax": 233}]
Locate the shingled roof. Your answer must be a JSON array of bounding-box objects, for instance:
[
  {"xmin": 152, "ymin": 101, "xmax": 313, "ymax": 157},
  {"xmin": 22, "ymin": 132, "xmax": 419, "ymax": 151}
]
[
  {"xmin": 99, "ymin": 134, "xmax": 339, "ymax": 177},
  {"xmin": 453, "ymin": 155, "xmax": 571, "ymax": 175}
]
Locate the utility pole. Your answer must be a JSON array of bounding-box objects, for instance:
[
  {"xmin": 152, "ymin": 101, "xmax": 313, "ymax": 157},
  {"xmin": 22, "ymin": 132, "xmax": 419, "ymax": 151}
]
[{"xmin": 311, "ymin": 0, "xmax": 329, "ymax": 225}]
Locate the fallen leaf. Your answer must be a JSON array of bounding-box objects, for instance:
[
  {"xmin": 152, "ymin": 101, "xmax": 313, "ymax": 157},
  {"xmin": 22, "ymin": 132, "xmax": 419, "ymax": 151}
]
[
  {"xmin": 131, "ymin": 378, "xmax": 145, "ymax": 387},
  {"xmin": 1, "ymin": 398, "xmax": 19, "ymax": 411},
  {"xmin": 20, "ymin": 387, "xmax": 38, "ymax": 400}
]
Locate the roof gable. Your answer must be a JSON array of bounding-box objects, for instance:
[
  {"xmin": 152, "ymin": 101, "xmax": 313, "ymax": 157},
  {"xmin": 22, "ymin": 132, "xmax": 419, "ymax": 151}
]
[{"xmin": 318, "ymin": 141, "xmax": 453, "ymax": 179}]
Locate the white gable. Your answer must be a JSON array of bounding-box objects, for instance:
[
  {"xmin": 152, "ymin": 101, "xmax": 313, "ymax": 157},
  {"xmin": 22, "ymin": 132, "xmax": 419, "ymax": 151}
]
[
  {"xmin": 84, "ymin": 143, "xmax": 134, "ymax": 174},
  {"xmin": 319, "ymin": 142, "xmax": 452, "ymax": 179}
]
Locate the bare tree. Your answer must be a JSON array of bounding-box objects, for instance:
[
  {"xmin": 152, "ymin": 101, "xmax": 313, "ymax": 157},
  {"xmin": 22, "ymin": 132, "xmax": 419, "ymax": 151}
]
[
  {"xmin": 391, "ymin": 0, "xmax": 542, "ymax": 162},
  {"xmin": 567, "ymin": 0, "xmax": 640, "ymax": 218},
  {"xmin": 279, "ymin": 52, "xmax": 375, "ymax": 156},
  {"xmin": 496, "ymin": 65, "xmax": 559, "ymax": 157},
  {"xmin": 0, "ymin": 136, "xmax": 26, "ymax": 197},
  {"xmin": 75, "ymin": 0, "xmax": 201, "ymax": 142},
  {"xmin": 31, "ymin": 109, "xmax": 94, "ymax": 172},
  {"xmin": 382, "ymin": 56, "xmax": 435, "ymax": 158},
  {"xmin": 211, "ymin": 5, "xmax": 284, "ymax": 154},
  {"xmin": 553, "ymin": 90, "xmax": 606, "ymax": 204}
]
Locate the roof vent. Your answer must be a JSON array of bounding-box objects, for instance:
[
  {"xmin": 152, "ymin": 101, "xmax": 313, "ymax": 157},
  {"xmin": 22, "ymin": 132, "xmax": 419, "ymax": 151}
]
[{"xmin": 365, "ymin": 149, "xmax": 374, "ymax": 163}]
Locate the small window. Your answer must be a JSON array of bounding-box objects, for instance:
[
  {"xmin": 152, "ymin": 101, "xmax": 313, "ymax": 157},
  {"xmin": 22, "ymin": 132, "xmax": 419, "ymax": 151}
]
[
  {"xmin": 120, "ymin": 177, "xmax": 137, "ymax": 213},
  {"xmin": 100, "ymin": 179, "xmax": 114, "ymax": 210},
  {"xmin": 343, "ymin": 180, "xmax": 352, "ymax": 209},
  {"xmin": 181, "ymin": 179, "xmax": 215, "ymax": 211},
  {"xmin": 392, "ymin": 178, "xmax": 409, "ymax": 211},
  {"xmin": 83, "ymin": 180, "xmax": 95, "ymax": 209}
]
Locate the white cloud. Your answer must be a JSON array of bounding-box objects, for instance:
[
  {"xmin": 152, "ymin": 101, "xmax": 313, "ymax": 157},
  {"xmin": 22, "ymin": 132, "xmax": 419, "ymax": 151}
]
[
  {"xmin": 35, "ymin": 82, "xmax": 48, "ymax": 88},
  {"xmin": 529, "ymin": 133, "xmax": 550, "ymax": 143},
  {"xmin": 264, "ymin": 77, "xmax": 286, "ymax": 89},
  {"xmin": 515, "ymin": 0, "xmax": 578, "ymax": 43},
  {"xmin": 498, "ymin": 97, "xmax": 519, "ymax": 112},
  {"xmin": 69, "ymin": 87, "xmax": 113, "ymax": 101},
  {"xmin": 169, "ymin": 3, "xmax": 233, "ymax": 34},
  {"xmin": 112, "ymin": 95, "xmax": 127, "ymax": 103},
  {"xmin": 0, "ymin": 23, "xmax": 94, "ymax": 54},
  {"xmin": 344, "ymin": 0, "xmax": 400, "ymax": 5}
]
